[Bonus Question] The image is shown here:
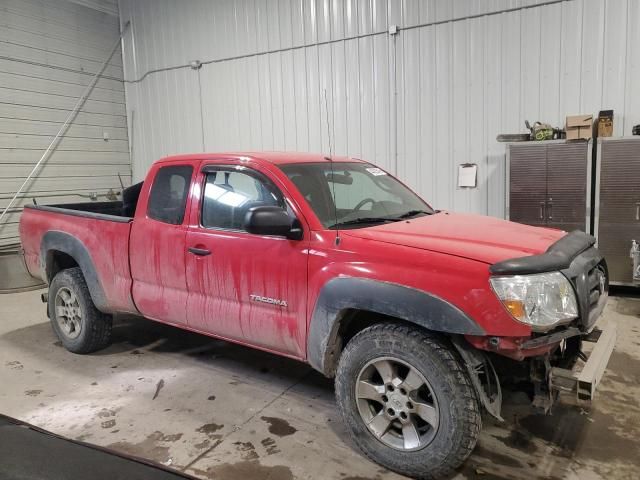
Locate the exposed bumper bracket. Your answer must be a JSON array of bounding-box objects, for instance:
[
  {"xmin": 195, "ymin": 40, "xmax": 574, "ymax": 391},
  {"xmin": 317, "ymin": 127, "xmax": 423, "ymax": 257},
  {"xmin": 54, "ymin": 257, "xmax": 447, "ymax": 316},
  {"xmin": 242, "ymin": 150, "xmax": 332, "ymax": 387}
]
[
  {"xmin": 550, "ymin": 323, "xmax": 617, "ymax": 401},
  {"xmin": 452, "ymin": 337, "xmax": 503, "ymax": 421}
]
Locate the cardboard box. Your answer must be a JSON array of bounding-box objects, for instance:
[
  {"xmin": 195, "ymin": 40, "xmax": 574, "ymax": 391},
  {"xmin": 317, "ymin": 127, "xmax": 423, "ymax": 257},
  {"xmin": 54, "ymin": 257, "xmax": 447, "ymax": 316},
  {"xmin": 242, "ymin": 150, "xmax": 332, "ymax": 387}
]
[
  {"xmin": 597, "ymin": 110, "xmax": 614, "ymax": 137},
  {"xmin": 566, "ymin": 114, "xmax": 593, "ymax": 140}
]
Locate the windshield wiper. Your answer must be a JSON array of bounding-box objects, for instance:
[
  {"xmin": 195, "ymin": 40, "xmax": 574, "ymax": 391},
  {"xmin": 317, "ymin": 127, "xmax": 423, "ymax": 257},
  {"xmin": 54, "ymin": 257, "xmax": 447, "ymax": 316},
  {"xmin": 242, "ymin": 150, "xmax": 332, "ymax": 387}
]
[
  {"xmin": 395, "ymin": 209, "xmax": 432, "ymax": 219},
  {"xmin": 328, "ymin": 217, "xmax": 398, "ymax": 229}
]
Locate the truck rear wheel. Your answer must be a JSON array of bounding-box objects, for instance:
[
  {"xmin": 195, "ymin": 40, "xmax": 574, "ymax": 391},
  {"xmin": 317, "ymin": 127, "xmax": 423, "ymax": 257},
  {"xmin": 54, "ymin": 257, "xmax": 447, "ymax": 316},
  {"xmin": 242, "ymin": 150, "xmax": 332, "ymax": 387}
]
[
  {"xmin": 48, "ymin": 267, "xmax": 112, "ymax": 354},
  {"xmin": 335, "ymin": 323, "xmax": 481, "ymax": 479}
]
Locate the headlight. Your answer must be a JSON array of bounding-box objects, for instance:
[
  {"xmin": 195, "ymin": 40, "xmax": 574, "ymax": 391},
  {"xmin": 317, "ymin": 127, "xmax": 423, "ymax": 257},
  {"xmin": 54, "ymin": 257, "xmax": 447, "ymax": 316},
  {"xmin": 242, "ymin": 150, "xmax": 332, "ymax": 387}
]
[{"xmin": 490, "ymin": 272, "xmax": 578, "ymax": 330}]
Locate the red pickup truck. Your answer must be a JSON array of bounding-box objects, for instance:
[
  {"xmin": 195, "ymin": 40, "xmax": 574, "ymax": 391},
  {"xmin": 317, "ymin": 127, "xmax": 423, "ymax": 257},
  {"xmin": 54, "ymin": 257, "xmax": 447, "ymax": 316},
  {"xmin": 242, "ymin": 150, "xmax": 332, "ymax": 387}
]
[{"xmin": 20, "ymin": 152, "xmax": 615, "ymax": 479}]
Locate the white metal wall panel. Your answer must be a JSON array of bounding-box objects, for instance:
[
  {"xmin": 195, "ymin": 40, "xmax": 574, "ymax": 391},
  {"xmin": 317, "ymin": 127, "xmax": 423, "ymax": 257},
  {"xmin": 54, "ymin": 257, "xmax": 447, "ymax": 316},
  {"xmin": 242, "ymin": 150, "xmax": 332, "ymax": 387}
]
[
  {"xmin": 625, "ymin": 0, "xmax": 640, "ymax": 132},
  {"xmin": 120, "ymin": 0, "xmax": 639, "ymax": 220},
  {"xmin": 0, "ymin": 0, "xmax": 129, "ymax": 247}
]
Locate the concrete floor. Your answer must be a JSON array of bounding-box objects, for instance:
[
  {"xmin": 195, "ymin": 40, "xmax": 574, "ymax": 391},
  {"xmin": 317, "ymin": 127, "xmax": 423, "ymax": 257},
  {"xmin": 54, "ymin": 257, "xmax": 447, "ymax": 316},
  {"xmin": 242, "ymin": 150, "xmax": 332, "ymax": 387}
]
[{"xmin": 1, "ymin": 290, "xmax": 639, "ymax": 480}]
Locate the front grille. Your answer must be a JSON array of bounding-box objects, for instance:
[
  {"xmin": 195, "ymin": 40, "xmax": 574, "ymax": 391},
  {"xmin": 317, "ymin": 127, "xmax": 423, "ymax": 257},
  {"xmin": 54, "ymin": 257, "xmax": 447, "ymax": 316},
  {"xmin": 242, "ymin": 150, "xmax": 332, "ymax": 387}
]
[
  {"xmin": 587, "ymin": 264, "xmax": 605, "ymax": 308},
  {"xmin": 562, "ymin": 247, "xmax": 607, "ymax": 332},
  {"xmin": 584, "ymin": 261, "xmax": 608, "ymax": 329}
]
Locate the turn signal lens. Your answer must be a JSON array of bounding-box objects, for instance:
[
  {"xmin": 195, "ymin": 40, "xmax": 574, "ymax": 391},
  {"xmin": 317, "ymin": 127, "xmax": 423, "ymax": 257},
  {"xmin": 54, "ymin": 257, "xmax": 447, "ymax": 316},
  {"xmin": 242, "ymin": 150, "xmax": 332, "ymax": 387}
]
[{"xmin": 502, "ymin": 300, "xmax": 526, "ymax": 320}]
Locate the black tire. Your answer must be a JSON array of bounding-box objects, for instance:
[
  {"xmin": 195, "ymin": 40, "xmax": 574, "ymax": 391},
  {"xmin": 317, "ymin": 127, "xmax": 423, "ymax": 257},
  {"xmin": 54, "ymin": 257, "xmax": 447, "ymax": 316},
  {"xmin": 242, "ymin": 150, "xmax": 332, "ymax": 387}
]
[
  {"xmin": 335, "ymin": 323, "xmax": 481, "ymax": 479},
  {"xmin": 48, "ymin": 267, "xmax": 112, "ymax": 354}
]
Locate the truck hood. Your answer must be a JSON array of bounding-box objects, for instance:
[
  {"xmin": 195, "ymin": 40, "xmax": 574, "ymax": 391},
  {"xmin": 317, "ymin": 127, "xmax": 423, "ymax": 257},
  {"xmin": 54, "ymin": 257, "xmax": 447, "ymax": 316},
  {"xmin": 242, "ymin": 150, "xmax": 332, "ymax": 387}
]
[{"xmin": 343, "ymin": 212, "xmax": 566, "ymax": 265}]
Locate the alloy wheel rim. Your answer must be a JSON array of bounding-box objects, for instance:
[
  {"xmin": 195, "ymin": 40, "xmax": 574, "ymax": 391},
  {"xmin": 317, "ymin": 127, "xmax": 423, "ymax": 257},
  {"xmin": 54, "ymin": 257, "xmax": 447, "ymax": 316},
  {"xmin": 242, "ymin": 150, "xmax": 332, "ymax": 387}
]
[
  {"xmin": 54, "ymin": 287, "xmax": 82, "ymax": 339},
  {"xmin": 355, "ymin": 356, "xmax": 439, "ymax": 451}
]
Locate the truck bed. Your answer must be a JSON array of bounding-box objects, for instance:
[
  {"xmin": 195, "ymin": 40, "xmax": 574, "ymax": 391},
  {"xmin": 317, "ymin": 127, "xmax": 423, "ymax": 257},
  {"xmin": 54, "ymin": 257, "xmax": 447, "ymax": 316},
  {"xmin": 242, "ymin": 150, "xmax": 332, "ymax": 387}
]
[
  {"xmin": 27, "ymin": 181, "xmax": 144, "ymax": 222},
  {"xmin": 32, "ymin": 201, "xmax": 131, "ymax": 222},
  {"xmin": 20, "ymin": 203, "xmax": 137, "ymax": 315}
]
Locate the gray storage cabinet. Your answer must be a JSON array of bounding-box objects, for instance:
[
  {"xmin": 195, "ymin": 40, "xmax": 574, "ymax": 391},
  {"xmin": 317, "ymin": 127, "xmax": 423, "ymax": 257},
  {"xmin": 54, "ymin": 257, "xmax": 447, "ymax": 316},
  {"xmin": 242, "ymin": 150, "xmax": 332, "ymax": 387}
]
[
  {"xmin": 595, "ymin": 137, "xmax": 640, "ymax": 285},
  {"xmin": 507, "ymin": 141, "xmax": 591, "ymax": 234}
]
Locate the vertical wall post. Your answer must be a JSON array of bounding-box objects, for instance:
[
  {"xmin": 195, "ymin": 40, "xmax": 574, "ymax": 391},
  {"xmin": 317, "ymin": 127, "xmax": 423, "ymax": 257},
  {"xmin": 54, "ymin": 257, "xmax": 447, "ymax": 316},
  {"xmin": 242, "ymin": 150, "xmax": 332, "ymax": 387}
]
[{"xmin": 389, "ymin": 25, "xmax": 399, "ymax": 175}]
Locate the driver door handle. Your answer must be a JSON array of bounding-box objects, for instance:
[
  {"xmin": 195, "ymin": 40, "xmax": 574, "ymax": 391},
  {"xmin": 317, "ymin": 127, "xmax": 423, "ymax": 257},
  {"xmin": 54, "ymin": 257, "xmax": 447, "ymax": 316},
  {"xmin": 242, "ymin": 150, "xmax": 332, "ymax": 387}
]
[{"xmin": 188, "ymin": 247, "xmax": 211, "ymax": 256}]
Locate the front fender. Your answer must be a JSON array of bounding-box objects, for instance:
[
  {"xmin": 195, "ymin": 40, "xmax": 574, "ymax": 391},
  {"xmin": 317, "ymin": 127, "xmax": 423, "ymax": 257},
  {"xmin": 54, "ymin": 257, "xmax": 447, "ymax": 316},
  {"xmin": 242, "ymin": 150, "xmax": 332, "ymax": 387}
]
[{"xmin": 307, "ymin": 277, "xmax": 485, "ymax": 376}]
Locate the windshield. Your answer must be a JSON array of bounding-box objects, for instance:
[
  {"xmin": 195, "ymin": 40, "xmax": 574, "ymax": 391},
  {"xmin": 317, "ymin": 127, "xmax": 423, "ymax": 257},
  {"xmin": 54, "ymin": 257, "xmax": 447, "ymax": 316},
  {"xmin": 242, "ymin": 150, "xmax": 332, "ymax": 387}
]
[{"xmin": 279, "ymin": 162, "xmax": 434, "ymax": 229}]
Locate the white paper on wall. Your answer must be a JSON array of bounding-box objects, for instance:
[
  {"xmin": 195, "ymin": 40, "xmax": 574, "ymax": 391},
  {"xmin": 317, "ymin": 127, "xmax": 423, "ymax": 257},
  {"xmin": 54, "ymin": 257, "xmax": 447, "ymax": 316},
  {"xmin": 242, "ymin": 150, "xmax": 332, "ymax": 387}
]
[{"xmin": 458, "ymin": 164, "xmax": 477, "ymax": 188}]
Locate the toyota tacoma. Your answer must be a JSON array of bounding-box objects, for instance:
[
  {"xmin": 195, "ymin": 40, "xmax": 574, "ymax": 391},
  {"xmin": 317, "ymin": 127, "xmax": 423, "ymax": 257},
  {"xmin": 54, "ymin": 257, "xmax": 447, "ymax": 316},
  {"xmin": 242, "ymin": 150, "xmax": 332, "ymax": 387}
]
[{"xmin": 20, "ymin": 152, "xmax": 615, "ymax": 479}]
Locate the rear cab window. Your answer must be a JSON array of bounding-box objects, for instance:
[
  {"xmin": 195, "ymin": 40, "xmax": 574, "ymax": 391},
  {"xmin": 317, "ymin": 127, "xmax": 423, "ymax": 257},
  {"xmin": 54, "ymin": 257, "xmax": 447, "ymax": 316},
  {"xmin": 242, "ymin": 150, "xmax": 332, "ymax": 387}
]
[{"xmin": 147, "ymin": 165, "xmax": 193, "ymax": 225}]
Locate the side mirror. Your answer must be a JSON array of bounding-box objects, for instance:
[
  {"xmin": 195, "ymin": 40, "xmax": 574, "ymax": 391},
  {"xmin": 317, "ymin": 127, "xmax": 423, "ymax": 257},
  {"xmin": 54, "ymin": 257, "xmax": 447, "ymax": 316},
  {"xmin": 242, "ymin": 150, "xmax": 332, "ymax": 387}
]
[{"xmin": 244, "ymin": 206, "xmax": 302, "ymax": 240}]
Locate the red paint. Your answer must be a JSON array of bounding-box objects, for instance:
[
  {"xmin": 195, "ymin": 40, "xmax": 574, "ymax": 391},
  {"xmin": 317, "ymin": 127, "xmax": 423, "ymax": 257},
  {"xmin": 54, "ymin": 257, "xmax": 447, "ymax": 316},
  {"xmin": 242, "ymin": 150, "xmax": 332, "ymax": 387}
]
[
  {"xmin": 20, "ymin": 208, "xmax": 136, "ymax": 314},
  {"xmin": 184, "ymin": 160, "xmax": 309, "ymax": 357},
  {"xmin": 20, "ymin": 152, "xmax": 569, "ymax": 362},
  {"xmin": 344, "ymin": 212, "xmax": 565, "ymax": 265},
  {"xmin": 464, "ymin": 335, "xmax": 559, "ymax": 361},
  {"xmin": 129, "ymin": 159, "xmax": 199, "ymax": 325}
]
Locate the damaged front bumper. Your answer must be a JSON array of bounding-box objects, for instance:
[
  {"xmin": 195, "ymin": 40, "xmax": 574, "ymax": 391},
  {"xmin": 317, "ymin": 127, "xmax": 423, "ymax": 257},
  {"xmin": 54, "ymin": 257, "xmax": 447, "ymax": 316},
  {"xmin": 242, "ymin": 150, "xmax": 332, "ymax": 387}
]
[
  {"xmin": 549, "ymin": 322, "xmax": 617, "ymax": 401},
  {"xmin": 458, "ymin": 322, "xmax": 617, "ymax": 420},
  {"xmin": 464, "ymin": 231, "xmax": 615, "ymax": 417}
]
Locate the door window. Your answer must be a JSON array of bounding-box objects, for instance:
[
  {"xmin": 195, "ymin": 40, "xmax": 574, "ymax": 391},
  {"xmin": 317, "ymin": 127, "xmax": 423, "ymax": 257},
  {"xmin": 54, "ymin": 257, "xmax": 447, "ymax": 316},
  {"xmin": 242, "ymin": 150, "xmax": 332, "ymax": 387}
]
[
  {"xmin": 201, "ymin": 168, "xmax": 285, "ymax": 231},
  {"xmin": 147, "ymin": 165, "xmax": 193, "ymax": 225}
]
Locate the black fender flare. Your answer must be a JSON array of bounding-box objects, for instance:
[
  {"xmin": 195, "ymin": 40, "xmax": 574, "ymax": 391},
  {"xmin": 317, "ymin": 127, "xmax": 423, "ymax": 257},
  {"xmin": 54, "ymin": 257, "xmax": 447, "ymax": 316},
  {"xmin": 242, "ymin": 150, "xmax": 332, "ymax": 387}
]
[
  {"xmin": 307, "ymin": 277, "xmax": 485, "ymax": 376},
  {"xmin": 40, "ymin": 231, "xmax": 109, "ymax": 312}
]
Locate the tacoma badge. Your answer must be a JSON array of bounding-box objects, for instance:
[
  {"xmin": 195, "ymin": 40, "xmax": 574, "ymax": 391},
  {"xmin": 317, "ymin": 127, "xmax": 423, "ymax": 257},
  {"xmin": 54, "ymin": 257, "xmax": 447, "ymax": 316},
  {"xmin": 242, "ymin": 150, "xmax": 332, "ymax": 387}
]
[{"xmin": 250, "ymin": 294, "xmax": 288, "ymax": 308}]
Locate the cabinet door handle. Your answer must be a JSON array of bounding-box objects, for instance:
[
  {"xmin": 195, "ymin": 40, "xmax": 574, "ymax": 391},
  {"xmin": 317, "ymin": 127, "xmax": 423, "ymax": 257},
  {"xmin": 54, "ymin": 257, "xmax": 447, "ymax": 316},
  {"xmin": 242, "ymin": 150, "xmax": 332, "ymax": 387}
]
[
  {"xmin": 548, "ymin": 201, "xmax": 553, "ymax": 220},
  {"xmin": 540, "ymin": 202, "xmax": 545, "ymax": 219},
  {"xmin": 636, "ymin": 202, "xmax": 640, "ymax": 221}
]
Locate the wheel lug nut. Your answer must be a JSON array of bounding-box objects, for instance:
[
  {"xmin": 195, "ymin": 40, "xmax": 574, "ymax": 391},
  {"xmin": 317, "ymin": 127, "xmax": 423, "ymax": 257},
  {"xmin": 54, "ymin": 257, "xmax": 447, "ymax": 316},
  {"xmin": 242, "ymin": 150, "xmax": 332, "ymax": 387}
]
[
  {"xmin": 400, "ymin": 412, "xmax": 408, "ymax": 420},
  {"xmin": 382, "ymin": 395, "xmax": 388, "ymax": 403},
  {"xmin": 386, "ymin": 408, "xmax": 395, "ymax": 417},
  {"xmin": 399, "ymin": 388, "xmax": 407, "ymax": 395},
  {"xmin": 406, "ymin": 401, "xmax": 413, "ymax": 409}
]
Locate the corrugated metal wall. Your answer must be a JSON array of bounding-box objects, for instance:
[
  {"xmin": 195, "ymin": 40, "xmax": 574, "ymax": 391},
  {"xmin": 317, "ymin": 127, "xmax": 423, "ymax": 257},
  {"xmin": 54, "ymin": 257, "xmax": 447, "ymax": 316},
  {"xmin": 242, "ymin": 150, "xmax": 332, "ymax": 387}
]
[
  {"xmin": 0, "ymin": 0, "xmax": 129, "ymax": 247},
  {"xmin": 119, "ymin": 0, "xmax": 640, "ymax": 218}
]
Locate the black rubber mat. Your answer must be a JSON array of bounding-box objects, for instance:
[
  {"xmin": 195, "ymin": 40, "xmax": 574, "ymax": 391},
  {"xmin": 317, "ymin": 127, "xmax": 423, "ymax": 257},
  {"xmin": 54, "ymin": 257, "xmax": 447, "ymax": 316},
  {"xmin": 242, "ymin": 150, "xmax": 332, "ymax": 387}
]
[{"xmin": 0, "ymin": 414, "xmax": 196, "ymax": 480}]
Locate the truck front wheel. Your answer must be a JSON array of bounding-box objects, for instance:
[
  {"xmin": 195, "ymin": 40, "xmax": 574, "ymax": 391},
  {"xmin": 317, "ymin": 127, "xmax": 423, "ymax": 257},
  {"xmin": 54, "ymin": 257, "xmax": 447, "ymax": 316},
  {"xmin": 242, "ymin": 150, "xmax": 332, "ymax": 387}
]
[
  {"xmin": 335, "ymin": 323, "xmax": 481, "ymax": 479},
  {"xmin": 48, "ymin": 267, "xmax": 112, "ymax": 354}
]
